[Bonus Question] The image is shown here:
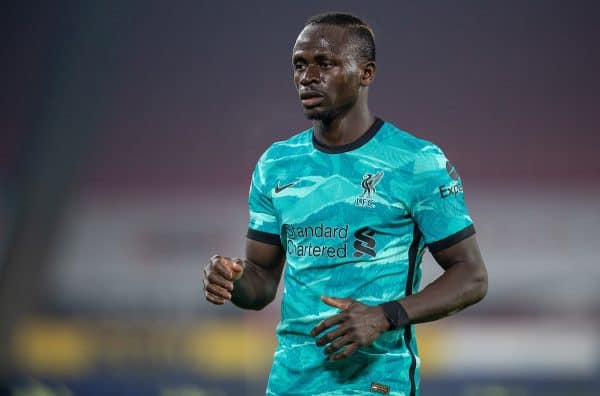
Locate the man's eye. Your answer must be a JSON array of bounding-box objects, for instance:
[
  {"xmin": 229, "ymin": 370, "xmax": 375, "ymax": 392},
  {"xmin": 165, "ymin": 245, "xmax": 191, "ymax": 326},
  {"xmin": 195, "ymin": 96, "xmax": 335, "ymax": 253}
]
[
  {"xmin": 319, "ymin": 62, "xmax": 332, "ymax": 69},
  {"xmin": 294, "ymin": 63, "xmax": 306, "ymax": 71}
]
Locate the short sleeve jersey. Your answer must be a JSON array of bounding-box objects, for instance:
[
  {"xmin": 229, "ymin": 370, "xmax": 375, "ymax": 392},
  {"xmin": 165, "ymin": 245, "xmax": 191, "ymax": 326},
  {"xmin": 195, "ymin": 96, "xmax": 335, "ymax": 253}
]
[{"xmin": 248, "ymin": 118, "xmax": 475, "ymax": 396}]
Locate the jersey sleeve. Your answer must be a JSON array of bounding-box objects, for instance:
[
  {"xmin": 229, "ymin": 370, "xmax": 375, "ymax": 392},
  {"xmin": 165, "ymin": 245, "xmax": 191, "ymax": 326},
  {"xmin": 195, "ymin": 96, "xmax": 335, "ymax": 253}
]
[
  {"xmin": 247, "ymin": 154, "xmax": 281, "ymax": 245},
  {"xmin": 410, "ymin": 144, "xmax": 475, "ymax": 253}
]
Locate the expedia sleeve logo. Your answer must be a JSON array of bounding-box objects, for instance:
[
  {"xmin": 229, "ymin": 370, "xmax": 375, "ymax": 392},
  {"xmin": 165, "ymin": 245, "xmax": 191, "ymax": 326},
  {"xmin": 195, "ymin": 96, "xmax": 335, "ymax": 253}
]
[
  {"xmin": 439, "ymin": 183, "xmax": 464, "ymax": 198},
  {"xmin": 439, "ymin": 160, "xmax": 464, "ymax": 198}
]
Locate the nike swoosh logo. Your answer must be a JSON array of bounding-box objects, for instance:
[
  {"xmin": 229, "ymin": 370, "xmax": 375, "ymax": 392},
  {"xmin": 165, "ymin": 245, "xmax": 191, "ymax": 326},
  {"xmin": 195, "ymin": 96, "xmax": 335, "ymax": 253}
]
[{"xmin": 274, "ymin": 181, "xmax": 297, "ymax": 193}]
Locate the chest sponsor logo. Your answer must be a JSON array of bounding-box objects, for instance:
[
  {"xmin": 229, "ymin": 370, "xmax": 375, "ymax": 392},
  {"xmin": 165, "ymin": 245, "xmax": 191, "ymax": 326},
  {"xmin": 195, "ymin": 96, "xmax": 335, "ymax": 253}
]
[
  {"xmin": 353, "ymin": 227, "xmax": 377, "ymax": 257},
  {"xmin": 355, "ymin": 171, "xmax": 384, "ymax": 208},
  {"xmin": 284, "ymin": 224, "xmax": 378, "ymax": 259}
]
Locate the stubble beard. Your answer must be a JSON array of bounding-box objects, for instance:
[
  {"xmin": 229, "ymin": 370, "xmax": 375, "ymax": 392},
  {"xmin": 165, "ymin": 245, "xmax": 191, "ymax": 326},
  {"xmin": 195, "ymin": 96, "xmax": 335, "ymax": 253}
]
[
  {"xmin": 304, "ymin": 99, "xmax": 356, "ymax": 123},
  {"xmin": 306, "ymin": 108, "xmax": 339, "ymax": 122}
]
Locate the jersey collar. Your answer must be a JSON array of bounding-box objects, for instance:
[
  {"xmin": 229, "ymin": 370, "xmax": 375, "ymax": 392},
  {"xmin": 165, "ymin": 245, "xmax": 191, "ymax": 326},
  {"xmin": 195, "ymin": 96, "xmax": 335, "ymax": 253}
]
[{"xmin": 312, "ymin": 117, "xmax": 384, "ymax": 154}]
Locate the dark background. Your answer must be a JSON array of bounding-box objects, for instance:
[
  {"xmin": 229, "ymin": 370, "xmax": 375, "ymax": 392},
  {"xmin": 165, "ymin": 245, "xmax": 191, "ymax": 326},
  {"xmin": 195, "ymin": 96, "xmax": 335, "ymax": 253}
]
[{"xmin": 4, "ymin": 1, "xmax": 599, "ymax": 191}]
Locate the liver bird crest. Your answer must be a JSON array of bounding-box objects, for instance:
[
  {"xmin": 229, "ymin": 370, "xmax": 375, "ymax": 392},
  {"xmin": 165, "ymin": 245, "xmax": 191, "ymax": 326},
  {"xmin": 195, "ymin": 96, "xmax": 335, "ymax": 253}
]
[{"xmin": 360, "ymin": 171, "xmax": 384, "ymax": 198}]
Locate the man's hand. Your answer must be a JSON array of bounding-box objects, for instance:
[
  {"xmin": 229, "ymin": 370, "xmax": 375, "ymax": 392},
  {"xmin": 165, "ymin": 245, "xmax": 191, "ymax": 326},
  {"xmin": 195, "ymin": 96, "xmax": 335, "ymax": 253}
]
[
  {"xmin": 311, "ymin": 296, "xmax": 390, "ymax": 361},
  {"xmin": 203, "ymin": 255, "xmax": 244, "ymax": 305}
]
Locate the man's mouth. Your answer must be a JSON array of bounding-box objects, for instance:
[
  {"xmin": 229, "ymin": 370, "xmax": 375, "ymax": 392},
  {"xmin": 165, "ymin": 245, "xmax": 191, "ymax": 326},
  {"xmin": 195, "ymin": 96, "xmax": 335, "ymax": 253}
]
[
  {"xmin": 301, "ymin": 97, "xmax": 324, "ymax": 107},
  {"xmin": 300, "ymin": 91, "xmax": 324, "ymax": 107}
]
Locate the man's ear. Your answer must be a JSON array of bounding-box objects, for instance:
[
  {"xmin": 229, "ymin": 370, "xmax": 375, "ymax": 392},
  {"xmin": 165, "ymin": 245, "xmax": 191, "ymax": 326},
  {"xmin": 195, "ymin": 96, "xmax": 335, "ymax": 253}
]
[{"xmin": 360, "ymin": 61, "xmax": 376, "ymax": 86}]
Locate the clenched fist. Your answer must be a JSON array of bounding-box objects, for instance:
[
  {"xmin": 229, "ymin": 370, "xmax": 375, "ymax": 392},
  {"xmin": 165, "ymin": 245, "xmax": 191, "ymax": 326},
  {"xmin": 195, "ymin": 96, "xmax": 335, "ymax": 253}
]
[{"xmin": 203, "ymin": 255, "xmax": 245, "ymax": 304}]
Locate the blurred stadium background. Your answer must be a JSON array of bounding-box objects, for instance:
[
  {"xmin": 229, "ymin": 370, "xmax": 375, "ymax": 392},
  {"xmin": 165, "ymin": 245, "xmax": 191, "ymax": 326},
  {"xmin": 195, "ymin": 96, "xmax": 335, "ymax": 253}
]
[{"xmin": 1, "ymin": 1, "xmax": 599, "ymax": 395}]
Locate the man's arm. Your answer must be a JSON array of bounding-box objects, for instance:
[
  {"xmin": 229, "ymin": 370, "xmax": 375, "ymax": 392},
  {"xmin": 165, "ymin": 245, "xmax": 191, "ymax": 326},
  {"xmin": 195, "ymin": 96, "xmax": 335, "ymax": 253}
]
[
  {"xmin": 230, "ymin": 239, "xmax": 286, "ymax": 310},
  {"xmin": 311, "ymin": 234, "xmax": 487, "ymax": 360},
  {"xmin": 395, "ymin": 234, "xmax": 487, "ymax": 324},
  {"xmin": 203, "ymin": 238, "xmax": 285, "ymax": 311}
]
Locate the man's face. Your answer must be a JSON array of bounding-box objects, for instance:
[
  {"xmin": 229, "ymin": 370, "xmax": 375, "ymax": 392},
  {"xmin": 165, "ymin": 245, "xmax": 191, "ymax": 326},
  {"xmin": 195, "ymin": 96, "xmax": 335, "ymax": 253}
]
[{"xmin": 292, "ymin": 24, "xmax": 363, "ymax": 121}]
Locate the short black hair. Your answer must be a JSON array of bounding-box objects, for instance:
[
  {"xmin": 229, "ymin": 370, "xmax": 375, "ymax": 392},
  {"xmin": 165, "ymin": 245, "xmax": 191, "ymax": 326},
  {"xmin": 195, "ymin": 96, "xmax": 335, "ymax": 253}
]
[{"xmin": 305, "ymin": 12, "xmax": 376, "ymax": 63}]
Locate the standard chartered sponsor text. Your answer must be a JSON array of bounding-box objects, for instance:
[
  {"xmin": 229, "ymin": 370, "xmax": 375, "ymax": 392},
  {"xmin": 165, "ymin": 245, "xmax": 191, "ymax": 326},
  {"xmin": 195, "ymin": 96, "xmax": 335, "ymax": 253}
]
[{"xmin": 285, "ymin": 224, "xmax": 349, "ymax": 258}]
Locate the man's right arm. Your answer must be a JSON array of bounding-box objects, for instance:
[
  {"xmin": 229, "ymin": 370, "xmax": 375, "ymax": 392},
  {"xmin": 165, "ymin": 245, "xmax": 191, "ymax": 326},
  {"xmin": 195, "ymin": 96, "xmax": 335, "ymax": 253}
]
[{"xmin": 203, "ymin": 238, "xmax": 285, "ymax": 310}]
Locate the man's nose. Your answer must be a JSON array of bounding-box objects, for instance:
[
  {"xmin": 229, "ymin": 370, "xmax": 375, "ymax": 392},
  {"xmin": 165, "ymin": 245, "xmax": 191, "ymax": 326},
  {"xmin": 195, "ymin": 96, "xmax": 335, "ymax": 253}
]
[{"xmin": 300, "ymin": 64, "xmax": 320, "ymax": 86}]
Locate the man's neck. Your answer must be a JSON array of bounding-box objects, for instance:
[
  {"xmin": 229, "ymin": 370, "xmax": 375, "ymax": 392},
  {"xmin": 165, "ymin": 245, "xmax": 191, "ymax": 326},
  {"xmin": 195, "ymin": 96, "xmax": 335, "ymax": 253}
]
[{"xmin": 313, "ymin": 106, "xmax": 375, "ymax": 147}]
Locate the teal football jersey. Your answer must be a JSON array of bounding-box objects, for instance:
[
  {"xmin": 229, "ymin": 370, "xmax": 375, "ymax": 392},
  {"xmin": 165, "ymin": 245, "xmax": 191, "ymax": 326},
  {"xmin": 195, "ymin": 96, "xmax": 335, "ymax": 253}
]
[{"xmin": 247, "ymin": 118, "xmax": 475, "ymax": 396}]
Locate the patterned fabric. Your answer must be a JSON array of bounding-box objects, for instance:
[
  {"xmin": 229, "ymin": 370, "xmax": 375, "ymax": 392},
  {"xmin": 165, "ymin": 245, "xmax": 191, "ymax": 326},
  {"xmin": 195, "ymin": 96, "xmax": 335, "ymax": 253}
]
[{"xmin": 248, "ymin": 118, "xmax": 475, "ymax": 396}]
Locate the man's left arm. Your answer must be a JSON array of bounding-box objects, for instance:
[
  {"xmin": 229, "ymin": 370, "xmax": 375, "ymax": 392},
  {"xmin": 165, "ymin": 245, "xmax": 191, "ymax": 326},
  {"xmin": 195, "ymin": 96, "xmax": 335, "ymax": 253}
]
[
  {"xmin": 393, "ymin": 234, "xmax": 487, "ymax": 325},
  {"xmin": 311, "ymin": 235, "xmax": 487, "ymax": 360}
]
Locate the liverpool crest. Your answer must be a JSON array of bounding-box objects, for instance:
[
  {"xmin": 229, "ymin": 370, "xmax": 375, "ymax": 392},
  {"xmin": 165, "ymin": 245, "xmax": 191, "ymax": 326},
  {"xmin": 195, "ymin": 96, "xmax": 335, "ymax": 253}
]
[{"xmin": 355, "ymin": 171, "xmax": 384, "ymax": 208}]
